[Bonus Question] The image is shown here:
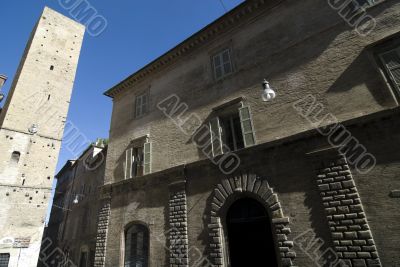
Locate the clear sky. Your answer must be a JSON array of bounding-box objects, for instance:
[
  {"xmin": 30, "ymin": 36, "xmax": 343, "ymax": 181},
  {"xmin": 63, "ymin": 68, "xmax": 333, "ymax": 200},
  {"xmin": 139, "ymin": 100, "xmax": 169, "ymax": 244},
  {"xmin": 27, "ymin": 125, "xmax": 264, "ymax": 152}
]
[{"xmin": 0, "ymin": 0, "xmax": 244, "ymax": 220}]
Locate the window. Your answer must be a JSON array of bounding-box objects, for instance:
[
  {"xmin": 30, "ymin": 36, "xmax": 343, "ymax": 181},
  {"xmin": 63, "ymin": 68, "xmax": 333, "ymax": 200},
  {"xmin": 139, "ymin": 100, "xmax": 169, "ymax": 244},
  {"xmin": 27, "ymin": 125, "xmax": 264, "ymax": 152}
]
[
  {"xmin": 124, "ymin": 224, "xmax": 149, "ymax": 267},
  {"xmin": 379, "ymin": 47, "xmax": 400, "ymax": 92},
  {"xmin": 79, "ymin": 251, "xmax": 88, "ymax": 267},
  {"xmin": 0, "ymin": 253, "xmax": 10, "ymax": 267},
  {"xmin": 213, "ymin": 48, "xmax": 233, "ymax": 80},
  {"xmin": 220, "ymin": 113, "xmax": 244, "ymax": 152},
  {"xmin": 11, "ymin": 151, "xmax": 21, "ymax": 163},
  {"xmin": 125, "ymin": 141, "xmax": 151, "ymax": 179},
  {"xmin": 346, "ymin": 0, "xmax": 374, "ymax": 12},
  {"xmin": 210, "ymin": 105, "xmax": 255, "ymax": 156},
  {"xmin": 135, "ymin": 91, "xmax": 149, "ymax": 118}
]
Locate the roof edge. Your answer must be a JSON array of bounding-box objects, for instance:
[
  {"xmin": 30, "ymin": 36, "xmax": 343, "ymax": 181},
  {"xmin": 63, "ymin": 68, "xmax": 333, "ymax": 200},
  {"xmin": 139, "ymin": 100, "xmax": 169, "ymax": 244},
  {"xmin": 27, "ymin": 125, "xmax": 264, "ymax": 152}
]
[{"xmin": 104, "ymin": 0, "xmax": 269, "ymax": 98}]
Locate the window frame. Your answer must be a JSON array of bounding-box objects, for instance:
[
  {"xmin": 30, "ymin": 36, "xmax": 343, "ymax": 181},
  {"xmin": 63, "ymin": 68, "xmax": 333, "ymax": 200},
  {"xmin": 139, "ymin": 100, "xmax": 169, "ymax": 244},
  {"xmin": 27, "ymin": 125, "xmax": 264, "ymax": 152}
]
[
  {"xmin": 372, "ymin": 35, "xmax": 400, "ymax": 102},
  {"xmin": 210, "ymin": 100, "xmax": 256, "ymax": 157},
  {"xmin": 78, "ymin": 247, "xmax": 89, "ymax": 267},
  {"xmin": 124, "ymin": 136, "xmax": 151, "ymax": 179},
  {"xmin": 123, "ymin": 223, "xmax": 150, "ymax": 267},
  {"xmin": 212, "ymin": 48, "xmax": 234, "ymax": 81},
  {"xmin": 134, "ymin": 90, "xmax": 150, "ymax": 119},
  {"xmin": 0, "ymin": 253, "xmax": 10, "ymax": 267}
]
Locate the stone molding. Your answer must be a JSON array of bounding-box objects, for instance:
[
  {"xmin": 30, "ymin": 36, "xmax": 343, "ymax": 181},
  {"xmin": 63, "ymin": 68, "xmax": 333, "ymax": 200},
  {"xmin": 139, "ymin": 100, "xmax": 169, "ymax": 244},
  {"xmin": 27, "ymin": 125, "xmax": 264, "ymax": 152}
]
[
  {"xmin": 208, "ymin": 172, "xmax": 296, "ymax": 267},
  {"xmin": 310, "ymin": 148, "xmax": 382, "ymax": 267}
]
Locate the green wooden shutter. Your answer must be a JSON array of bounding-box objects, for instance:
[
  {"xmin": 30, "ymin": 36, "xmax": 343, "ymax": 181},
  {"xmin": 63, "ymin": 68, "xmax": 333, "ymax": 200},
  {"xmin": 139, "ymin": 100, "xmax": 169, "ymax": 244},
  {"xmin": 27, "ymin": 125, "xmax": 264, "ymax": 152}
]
[
  {"xmin": 380, "ymin": 49, "xmax": 400, "ymax": 91},
  {"xmin": 239, "ymin": 106, "xmax": 256, "ymax": 147},
  {"xmin": 143, "ymin": 142, "xmax": 152, "ymax": 175},
  {"xmin": 125, "ymin": 148, "xmax": 133, "ymax": 179},
  {"xmin": 210, "ymin": 117, "xmax": 223, "ymax": 156}
]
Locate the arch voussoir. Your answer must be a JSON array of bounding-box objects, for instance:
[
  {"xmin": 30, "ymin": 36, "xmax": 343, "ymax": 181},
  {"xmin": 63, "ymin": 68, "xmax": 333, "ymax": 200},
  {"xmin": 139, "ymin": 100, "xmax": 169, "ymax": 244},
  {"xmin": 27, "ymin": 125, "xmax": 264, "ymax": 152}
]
[{"xmin": 208, "ymin": 172, "xmax": 297, "ymax": 267}]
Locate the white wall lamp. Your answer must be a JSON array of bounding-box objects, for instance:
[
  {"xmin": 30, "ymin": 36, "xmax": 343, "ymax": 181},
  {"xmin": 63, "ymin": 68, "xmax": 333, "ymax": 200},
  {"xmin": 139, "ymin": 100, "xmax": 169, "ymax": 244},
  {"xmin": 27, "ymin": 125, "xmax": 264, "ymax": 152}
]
[
  {"xmin": 73, "ymin": 195, "xmax": 79, "ymax": 204},
  {"xmin": 261, "ymin": 79, "xmax": 276, "ymax": 102},
  {"xmin": 73, "ymin": 194, "xmax": 86, "ymax": 204}
]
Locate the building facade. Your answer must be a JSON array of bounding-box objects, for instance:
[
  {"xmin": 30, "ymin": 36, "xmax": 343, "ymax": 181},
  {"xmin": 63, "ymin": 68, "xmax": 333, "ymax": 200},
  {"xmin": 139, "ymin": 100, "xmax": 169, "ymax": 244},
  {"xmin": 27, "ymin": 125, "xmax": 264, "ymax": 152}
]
[
  {"xmin": 41, "ymin": 143, "xmax": 107, "ymax": 267},
  {"xmin": 96, "ymin": 0, "xmax": 400, "ymax": 266},
  {"xmin": 0, "ymin": 7, "xmax": 84, "ymax": 267}
]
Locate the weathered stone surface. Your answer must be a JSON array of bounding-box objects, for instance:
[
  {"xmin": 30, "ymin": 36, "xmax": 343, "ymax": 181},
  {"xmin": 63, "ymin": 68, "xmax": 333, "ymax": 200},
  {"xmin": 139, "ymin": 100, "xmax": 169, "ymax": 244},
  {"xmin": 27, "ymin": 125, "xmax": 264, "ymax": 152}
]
[{"xmin": 0, "ymin": 7, "xmax": 84, "ymax": 267}]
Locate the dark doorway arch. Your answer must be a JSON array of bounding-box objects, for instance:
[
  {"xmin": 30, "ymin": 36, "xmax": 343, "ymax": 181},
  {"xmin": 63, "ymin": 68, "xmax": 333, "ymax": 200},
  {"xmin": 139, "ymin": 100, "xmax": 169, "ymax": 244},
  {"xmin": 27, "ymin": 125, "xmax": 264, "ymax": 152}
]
[{"xmin": 226, "ymin": 198, "xmax": 278, "ymax": 267}]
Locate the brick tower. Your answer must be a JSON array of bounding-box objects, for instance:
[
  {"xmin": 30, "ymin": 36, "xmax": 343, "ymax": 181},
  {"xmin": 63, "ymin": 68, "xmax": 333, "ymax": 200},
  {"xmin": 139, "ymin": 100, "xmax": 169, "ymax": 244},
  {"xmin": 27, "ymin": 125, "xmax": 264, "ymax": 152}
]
[{"xmin": 0, "ymin": 7, "xmax": 84, "ymax": 267}]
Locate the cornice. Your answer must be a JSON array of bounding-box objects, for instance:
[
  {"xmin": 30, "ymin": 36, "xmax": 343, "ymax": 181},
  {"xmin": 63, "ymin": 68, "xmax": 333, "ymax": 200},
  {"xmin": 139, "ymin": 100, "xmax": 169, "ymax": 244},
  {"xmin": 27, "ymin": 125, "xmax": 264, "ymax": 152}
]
[{"xmin": 104, "ymin": 0, "xmax": 271, "ymax": 98}]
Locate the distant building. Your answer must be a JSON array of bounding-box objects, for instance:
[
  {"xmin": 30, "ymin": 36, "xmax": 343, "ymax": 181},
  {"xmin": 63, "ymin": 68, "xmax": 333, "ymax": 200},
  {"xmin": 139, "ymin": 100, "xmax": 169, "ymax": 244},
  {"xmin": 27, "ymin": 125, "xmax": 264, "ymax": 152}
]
[
  {"xmin": 94, "ymin": 1, "xmax": 400, "ymax": 267},
  {"xmin": 0, "ymin": 7, "xmax": 84, "ymax": 267},
  {"xmin": 41, "ymin": 142, "xmax": 107, "ymax": 267}
]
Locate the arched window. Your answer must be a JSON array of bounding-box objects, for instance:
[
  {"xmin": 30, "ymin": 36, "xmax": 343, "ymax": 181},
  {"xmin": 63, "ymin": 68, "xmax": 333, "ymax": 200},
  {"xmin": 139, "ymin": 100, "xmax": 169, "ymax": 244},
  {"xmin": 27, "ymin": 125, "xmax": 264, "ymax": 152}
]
[
  {"xmin": 124, "ymin": 224, "xmax": 149, "ymax": 267},
  {"xmin": 11, "ymin": 151, "xmax": 21, "ymax": 163}
]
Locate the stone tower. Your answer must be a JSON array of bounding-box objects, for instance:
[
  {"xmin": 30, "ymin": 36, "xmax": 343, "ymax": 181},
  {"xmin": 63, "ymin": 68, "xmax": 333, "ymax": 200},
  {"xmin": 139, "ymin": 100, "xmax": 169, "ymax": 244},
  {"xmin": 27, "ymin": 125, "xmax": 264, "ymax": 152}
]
[{"xmin": 0, "ymin": 7, "xmax": 84, "ymax": 267}]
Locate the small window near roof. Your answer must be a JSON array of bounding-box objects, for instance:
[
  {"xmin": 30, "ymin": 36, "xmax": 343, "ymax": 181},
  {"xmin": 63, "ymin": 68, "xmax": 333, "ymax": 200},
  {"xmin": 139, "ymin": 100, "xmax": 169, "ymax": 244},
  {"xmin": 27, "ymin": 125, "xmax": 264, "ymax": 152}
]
[
  {"xmin": 212, "ymin": 48, "xmax": 233, "ymax": 80},
  {"xmin": 11, "ymin": 151, "xmax": 21, "ymax": 163},
  {"xmin": 135, "ymin": 91, "xmax": 149, "ymax": 118}
]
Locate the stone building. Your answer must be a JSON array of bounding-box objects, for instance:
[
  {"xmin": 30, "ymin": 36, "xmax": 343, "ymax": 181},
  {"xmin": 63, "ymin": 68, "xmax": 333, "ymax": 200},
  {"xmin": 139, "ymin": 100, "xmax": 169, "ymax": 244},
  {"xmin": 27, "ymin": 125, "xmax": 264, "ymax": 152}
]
[
  {"xmin": 94, "ymin": 0, "xmax": 400, "ymax": 266},
  {"xmin": 41, "ymin": 143, "xmax": 107, "ymax": 267},
  {"xmin": 0, "ymin": 7, "xmax": 84, "ymax": 267},
  {"xmin": 94, "ymin": 1, "xmax": 400, "ymax": 267}
]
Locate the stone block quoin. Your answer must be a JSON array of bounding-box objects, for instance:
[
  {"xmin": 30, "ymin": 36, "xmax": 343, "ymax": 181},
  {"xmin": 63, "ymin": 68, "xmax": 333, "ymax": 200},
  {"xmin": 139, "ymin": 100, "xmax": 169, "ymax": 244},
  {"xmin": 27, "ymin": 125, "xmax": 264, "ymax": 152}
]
[
  {"xmin": 168, "ymin": 181, "xmax": 189, "ymax": 267},
  {"xmin": 94, "ymin": 201, "xmax": 111, "ymax": 267},
  {"xmin": 310, "ymin": 149, "xmax": 382, "ymax": 267}
]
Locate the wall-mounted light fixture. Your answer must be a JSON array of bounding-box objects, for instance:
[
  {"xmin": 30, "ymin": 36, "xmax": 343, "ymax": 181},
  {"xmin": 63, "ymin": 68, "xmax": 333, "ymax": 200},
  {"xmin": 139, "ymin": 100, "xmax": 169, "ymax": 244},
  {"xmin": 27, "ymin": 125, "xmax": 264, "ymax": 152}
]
[
  {"xmin": 261, "ymin": 79, "xmax": 276, "ymax": 102},
  {"xmin": 73, "ymin": 195, "xmax": 79, "ymax": 204}
]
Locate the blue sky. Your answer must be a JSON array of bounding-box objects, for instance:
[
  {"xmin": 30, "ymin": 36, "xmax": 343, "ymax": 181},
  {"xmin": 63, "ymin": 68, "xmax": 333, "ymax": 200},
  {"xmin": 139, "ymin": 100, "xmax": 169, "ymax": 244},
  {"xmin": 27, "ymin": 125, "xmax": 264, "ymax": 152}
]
[
  {"xmin": 0, "ymin": 0, "xmax": 244, "ymax": 220},
  {"xmin": 1, "ymin": 0, "xmax": 244, "ymax": 171}
]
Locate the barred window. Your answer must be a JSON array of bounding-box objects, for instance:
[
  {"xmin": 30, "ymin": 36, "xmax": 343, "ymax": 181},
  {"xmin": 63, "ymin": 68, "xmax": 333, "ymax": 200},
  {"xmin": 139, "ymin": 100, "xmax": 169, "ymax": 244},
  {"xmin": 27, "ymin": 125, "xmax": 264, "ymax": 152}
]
[
  {"xmin": 124, "ymin": 224, "xmax": 149, "ymax": 267},
  {"xmin": 0, "ymin": 253, "xmax": 10, "ymax": 267}
]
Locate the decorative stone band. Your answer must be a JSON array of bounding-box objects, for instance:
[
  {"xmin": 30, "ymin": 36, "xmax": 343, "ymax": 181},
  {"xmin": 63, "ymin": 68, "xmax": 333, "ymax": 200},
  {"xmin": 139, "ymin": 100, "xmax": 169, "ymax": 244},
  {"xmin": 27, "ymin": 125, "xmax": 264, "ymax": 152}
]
[
  {"xmin": 94, "ymin": 200, "xmax": 111, "ymax": 267},
  {"xmin": 309, "ymin": 148, "xmax": 382, "ymax": 267},
  {"xmin": 208, "ymin": 172, "xmax": 296, "ymax": 267},
  {"xmin": 168, "ymin": 181, "xmax": 189, "ymax": 267}
]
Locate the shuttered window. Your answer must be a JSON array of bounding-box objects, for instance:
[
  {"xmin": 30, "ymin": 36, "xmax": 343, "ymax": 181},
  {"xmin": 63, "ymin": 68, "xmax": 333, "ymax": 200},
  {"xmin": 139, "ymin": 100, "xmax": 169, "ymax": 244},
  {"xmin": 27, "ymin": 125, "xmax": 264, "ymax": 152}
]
[
  {"xmin": 125, "ymin": 148, "xmax": 133, "ymax": 179},
  {"xmin": 135, "ymin": 91, "xmax": 149, "ymax": 118},
  {"xmin": 143, "ymin": 142, "xmax": 151, "ymax": 175},
  {"xmin": 125, "ymin": 144, "xmax": 148, "ymax": 179},
  {"xmin": 213, "ymin": 49, "xmax": 233, "ymax": 80},
  {"xmin": 0, "ymin": 254, "xmax": 10, "ymax": 267},
  {"xmin": 125, "ymin": 224, "xmax": 149, "ymax": 267},
  {"xmin": 210, "ymin": 105, "xmax": 256, "ymax": 156},
  {"xmin": 210, "ymin": 117, "xmax": 223, "ymax": 156},
  {"xmin": 380, "ymin": 48, "xmax": 400, "ymax": 92},
  {"xmin": 239, "ymin": 106, "xmax": 256, "ymax": 147}
]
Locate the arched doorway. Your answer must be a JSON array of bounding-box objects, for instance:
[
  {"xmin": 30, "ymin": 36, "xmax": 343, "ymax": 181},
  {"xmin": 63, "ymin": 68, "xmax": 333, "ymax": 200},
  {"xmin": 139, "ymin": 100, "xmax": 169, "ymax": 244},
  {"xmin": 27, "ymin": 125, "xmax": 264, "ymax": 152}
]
[{"xmin": 226, "ymin": 198, "xmax": 278, "ymax": 267}]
